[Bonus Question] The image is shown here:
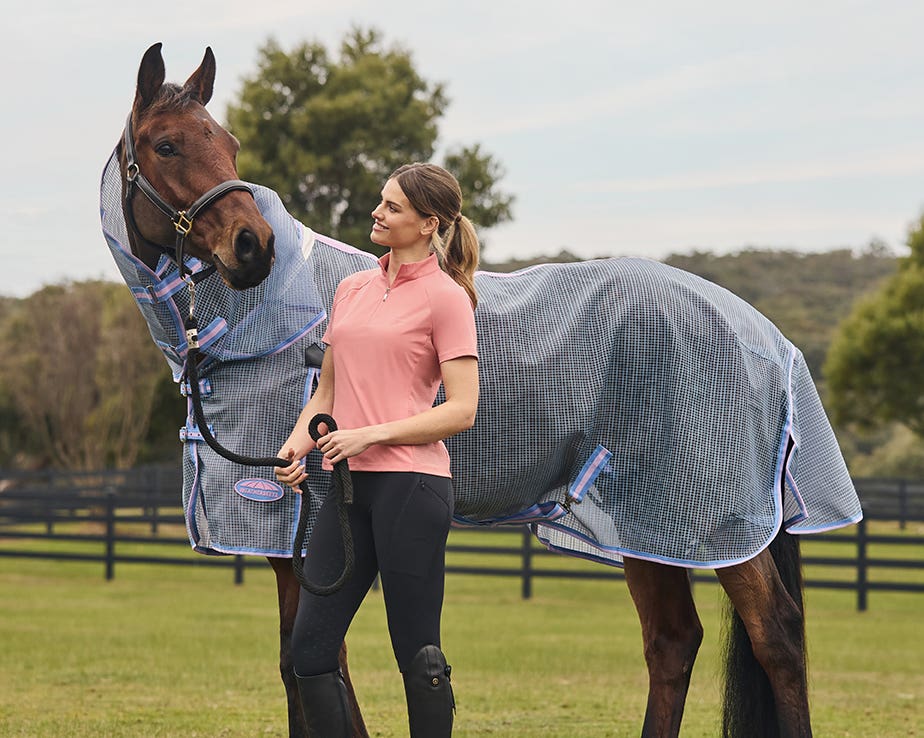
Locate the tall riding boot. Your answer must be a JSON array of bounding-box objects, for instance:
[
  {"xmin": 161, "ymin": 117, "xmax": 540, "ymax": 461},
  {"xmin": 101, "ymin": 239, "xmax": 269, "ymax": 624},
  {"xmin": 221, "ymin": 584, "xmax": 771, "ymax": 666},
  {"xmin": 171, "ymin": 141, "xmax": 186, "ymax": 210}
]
[
  {"xmin": 402, "ymin": 644, "xmax": 455, "ymax": 737},
  {"xmin": 295, "ymin": 669, "xmax": 355, "ymax": 738}
]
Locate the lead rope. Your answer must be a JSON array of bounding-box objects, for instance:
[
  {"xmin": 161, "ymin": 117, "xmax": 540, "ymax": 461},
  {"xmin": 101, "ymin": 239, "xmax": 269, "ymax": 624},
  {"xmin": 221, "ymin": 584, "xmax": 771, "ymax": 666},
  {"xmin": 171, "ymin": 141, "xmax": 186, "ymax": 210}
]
[
  {"xmin": 292, "ymin": 413, "xmax": 355, "ymax": 595},
  {"xmin": 182, "ymin": 295, "xmax": 354, "ymax": 595}
]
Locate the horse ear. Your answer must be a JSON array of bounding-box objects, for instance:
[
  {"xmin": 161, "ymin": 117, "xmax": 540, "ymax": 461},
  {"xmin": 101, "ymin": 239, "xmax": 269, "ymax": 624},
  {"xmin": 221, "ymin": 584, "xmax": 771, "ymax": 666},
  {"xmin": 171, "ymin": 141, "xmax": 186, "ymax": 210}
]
[
  {"xmin": 135, "ymin": 42, "xmax": 166, "ymax": 112},
  {"xmin": 183, "ymin": 47, "xmax": 216, "ymax": 105}
]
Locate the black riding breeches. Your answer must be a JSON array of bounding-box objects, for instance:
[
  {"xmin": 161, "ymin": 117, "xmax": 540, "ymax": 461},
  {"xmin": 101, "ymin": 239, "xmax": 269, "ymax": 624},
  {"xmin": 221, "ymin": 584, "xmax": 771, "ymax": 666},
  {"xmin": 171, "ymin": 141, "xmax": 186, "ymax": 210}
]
[{"xmin": 291, "ymin": 470, "xmax": 454, "ymax": 676}]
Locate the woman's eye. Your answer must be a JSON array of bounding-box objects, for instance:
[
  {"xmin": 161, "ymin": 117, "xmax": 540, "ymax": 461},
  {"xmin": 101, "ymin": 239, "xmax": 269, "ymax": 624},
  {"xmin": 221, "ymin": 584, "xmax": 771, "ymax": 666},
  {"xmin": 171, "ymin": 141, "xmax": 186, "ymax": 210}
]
[{"xmin": 155, "ymin": 142, "xmax": 176, "ymax": 157}]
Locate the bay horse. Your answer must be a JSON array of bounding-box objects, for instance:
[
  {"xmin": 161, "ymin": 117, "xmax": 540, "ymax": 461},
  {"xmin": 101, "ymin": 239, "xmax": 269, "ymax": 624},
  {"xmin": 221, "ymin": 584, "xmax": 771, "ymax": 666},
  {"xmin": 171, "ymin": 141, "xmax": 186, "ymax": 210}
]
[
  {"xmin": 101, "ymin": 43, "xmax": 863, "ymax": 738},
  {"xmin": 109, "ymin": 43, "xmax": 366, "ymax": 737}
]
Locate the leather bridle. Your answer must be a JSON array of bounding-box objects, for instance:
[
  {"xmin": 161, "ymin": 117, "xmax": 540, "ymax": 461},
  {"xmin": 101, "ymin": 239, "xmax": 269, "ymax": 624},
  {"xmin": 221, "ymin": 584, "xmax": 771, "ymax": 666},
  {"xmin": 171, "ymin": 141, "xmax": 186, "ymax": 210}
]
[{"xmin": 121, "ymin": 111, "xmax": 253, "ymax": 282}]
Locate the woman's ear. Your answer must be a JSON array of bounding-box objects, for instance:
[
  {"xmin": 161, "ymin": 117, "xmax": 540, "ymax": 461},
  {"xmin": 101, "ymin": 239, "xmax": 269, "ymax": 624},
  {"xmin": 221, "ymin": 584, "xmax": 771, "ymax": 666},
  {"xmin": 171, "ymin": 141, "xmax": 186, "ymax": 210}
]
[{"xmin": 420, "ymin": 215, "xmax": 439, "ymax": 237}]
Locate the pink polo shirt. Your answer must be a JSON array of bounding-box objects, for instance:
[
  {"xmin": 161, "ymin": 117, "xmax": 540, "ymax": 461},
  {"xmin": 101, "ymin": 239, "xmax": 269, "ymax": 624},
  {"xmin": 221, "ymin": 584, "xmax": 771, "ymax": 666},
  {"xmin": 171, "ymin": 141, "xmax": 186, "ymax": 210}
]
[{"xmin": 321, "ymin": 252, "xmax": 478, "ymax": 476}]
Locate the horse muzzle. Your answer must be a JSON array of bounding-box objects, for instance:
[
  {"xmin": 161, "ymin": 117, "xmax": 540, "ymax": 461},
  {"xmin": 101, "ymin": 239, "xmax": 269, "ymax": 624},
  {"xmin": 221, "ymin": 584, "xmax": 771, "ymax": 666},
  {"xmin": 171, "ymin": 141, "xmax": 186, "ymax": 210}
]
[{"xmin": 216, "ymin": 228, "xmax": 276, "ymax": 290}]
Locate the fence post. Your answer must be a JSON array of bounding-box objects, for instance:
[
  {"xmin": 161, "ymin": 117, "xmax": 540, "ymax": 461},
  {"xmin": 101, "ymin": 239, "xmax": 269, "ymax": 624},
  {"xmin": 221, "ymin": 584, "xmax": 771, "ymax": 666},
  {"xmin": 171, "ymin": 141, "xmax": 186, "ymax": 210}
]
[
  {"xmin": 234, "ymin": 555, "xmax": 245, "ymax": 585},
  {"xmin": 521, "ymin": 527, "xmax": 533, "ymax": 600},
  {"xmin": 105, "ymin": 488, "xmax": 116, "ymax": 581},
  {"xmin": 856, "ymin": 516, "xmax": 867, "ymax": 612},
  {"xmin": 898, "ymin": 479, "xmax": 907, "ymax": 531},
  {"xmin": 150, "ymin": 493, "xmax": 159, "ymax": 535},
  {"xmin": 148, "ymin": 469, "xmax": 159, "ymax": 535}
]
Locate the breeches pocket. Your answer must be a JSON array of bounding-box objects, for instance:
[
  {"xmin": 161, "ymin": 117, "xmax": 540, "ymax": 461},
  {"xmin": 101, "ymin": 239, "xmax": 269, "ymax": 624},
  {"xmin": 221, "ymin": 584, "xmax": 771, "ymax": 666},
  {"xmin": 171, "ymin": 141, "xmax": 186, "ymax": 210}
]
[{"xmin": 382, "ymin": 474, "xmax": 453, "ymax": 577}]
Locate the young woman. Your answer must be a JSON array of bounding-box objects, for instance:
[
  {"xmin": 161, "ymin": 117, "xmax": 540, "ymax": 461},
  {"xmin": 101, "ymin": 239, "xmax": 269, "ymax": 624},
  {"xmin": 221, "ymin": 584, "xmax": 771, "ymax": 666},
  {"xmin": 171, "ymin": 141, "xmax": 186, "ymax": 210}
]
[{"xmin": 275, "ymin": 163, "xmax": 480, "ymax": 737}]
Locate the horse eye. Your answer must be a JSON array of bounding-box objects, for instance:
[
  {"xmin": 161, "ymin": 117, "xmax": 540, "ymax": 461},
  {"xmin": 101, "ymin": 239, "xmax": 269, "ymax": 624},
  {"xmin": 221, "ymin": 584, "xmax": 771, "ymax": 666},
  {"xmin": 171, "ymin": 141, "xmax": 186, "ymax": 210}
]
[{"xmin": 155, "ymin": 142, "xmax": 176, "ymax": 157}]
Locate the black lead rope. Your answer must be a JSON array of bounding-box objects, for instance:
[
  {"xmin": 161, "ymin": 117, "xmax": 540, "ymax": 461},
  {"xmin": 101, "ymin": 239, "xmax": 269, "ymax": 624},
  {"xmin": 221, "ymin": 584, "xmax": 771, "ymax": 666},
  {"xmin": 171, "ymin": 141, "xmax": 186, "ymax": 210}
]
[
  {"xmin": 292, "ymin": 413, "xmax": 355, "ymax": 596},
  {"xmin": 183, "ymin": 313, "xmax": 354, "ymax": 596}
]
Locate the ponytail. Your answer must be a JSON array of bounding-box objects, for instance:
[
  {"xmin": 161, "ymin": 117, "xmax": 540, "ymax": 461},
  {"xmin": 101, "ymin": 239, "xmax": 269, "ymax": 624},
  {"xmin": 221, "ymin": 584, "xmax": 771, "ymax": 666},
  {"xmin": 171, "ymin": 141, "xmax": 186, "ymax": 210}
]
[{"xmin": 432, "ymin": 215, "xmax": 479, "ymax": 308}]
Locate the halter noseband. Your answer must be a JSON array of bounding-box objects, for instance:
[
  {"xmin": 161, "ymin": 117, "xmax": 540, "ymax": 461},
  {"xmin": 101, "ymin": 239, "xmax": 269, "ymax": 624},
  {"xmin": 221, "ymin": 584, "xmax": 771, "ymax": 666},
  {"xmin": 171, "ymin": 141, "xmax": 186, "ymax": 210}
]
[{"xmin": 121, "ymin": 112, "xmax": 254, "ymax": 282}]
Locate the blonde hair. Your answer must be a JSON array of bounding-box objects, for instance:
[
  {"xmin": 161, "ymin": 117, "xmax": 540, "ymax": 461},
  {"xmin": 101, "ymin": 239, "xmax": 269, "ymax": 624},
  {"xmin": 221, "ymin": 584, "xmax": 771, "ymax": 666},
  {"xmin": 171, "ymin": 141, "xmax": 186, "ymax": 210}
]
[{"xmin": 389, "ymin": 163, "xmax": 480, "ymax": 308}]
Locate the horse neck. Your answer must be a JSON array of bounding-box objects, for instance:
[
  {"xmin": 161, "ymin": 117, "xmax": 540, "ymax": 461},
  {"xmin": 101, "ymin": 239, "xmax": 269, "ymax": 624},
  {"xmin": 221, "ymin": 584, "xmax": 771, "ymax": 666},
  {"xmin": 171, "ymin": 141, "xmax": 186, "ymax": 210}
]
[
  {"xmin": 306, "ymin": 236, "xmax": 378, "ymax": 313},
  {"xmin": 125, "ymin": 227, "xmax": 166, "ymax": 270},
  {"xmin": 117, "ymin": 159, "xmax": 168, "ymax": 271}
]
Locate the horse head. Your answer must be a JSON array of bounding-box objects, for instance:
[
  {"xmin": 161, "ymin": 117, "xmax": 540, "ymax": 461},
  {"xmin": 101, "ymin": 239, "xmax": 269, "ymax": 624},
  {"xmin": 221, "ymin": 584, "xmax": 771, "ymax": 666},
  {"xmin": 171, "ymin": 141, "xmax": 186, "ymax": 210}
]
[{"xmin": 120, "ymin": 42, "xmax": 274, "ymax": 290}]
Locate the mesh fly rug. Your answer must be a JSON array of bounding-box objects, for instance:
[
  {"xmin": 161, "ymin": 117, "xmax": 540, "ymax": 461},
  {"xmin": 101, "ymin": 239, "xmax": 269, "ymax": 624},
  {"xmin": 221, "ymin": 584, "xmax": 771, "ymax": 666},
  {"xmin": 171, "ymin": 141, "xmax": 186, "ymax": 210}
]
[{"xmin": 100, "ymin": 151, "xmax": 862, "ymax": 566}]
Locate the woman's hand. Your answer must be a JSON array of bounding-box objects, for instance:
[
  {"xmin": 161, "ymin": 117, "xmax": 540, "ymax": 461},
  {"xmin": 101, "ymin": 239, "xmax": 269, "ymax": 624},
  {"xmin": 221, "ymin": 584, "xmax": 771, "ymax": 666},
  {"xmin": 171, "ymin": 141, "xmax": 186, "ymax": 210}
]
[
  {"xmin": 316, "ymin": 427, "xmax": 378, "ymax": 465},
  {"xmin": 275, "ymin": 447, "xmax": 308, "ymax": 491}
]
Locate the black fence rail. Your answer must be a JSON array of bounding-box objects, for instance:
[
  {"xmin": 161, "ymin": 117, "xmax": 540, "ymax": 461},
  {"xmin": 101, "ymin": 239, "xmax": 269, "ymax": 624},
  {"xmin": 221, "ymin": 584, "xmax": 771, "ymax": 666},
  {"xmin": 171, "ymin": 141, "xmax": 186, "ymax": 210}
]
[
  {"xmin": 0, "ymin": 466, "xmax": 260, "ymax": 582},
  {"xmin": 1, "ymin": 468, "xmax": 922, "ymax": 611}
]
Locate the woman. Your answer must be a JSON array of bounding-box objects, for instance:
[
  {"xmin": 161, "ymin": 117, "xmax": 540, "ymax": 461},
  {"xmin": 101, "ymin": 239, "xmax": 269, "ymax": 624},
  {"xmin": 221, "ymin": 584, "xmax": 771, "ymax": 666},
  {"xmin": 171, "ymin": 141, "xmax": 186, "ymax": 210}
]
[{"xmin": 276, "ymin": 163, "xmax": 480, "ymax": 737}]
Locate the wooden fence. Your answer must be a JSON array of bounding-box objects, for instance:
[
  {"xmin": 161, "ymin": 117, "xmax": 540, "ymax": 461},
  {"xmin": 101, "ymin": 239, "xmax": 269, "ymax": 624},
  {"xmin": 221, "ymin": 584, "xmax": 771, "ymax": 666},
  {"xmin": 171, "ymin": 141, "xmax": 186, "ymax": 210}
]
[{"xmin": 0, "ymin": 467, "xmax": 921, "ymax": 611}]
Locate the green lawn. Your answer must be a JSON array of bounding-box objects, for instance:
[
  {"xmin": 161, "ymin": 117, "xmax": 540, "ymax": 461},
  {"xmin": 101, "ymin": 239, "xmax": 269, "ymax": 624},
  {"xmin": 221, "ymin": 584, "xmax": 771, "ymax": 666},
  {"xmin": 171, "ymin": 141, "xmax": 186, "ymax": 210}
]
[{"xmin": 0, "ymin": 526, "xmax": 921, "ymax": 737}]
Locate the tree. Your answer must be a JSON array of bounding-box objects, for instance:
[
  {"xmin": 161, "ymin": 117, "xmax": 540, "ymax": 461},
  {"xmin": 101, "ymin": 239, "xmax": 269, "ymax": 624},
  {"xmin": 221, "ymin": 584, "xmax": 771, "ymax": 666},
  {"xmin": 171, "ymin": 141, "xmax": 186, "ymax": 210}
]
[
  {"xmin": 226, "ymin": 28, "xmax": 513, "ymax": 253},
  {"xmin": 825, "ymin": 215, "xmax": 924, "ymax": 435},
  {"xmin": 0, "ymin": 282, "xmax": 169, "ymax": 470},
  {"xmin": 442, "ymin": 144, "xmax": 513, "ymax": 241}
]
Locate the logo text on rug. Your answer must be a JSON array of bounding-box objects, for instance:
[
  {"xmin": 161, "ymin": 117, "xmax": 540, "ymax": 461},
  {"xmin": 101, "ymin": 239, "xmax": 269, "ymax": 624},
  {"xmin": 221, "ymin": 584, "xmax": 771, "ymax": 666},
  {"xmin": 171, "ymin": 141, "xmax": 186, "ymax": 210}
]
[{"xmin": 234, "ymin": 478, "xmax": 286, "ymax": 502}]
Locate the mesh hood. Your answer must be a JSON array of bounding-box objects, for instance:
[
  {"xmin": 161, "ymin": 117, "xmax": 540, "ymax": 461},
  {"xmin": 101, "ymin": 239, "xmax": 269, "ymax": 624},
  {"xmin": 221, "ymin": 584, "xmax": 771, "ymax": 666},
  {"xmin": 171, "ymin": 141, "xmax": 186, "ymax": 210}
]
[{"xmin": 99, "ymin": 149, "xmax": 324, "ymax": 375}]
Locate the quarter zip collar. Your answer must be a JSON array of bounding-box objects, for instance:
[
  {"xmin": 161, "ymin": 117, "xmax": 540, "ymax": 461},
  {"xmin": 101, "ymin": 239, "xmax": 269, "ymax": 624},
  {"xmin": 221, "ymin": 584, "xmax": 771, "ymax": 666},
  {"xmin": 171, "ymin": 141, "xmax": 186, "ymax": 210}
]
[{"xmin": 378, "ymin": 252, "xmax": 441, "ymax": 288}]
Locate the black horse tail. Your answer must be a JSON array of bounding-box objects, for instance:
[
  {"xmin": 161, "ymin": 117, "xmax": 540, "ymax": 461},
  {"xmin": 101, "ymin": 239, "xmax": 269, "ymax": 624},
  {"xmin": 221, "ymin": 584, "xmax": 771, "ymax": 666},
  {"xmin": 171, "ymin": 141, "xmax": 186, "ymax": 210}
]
[{"xmin": 721, "ymin": 528, "xmax": 805, "ymax": 738}]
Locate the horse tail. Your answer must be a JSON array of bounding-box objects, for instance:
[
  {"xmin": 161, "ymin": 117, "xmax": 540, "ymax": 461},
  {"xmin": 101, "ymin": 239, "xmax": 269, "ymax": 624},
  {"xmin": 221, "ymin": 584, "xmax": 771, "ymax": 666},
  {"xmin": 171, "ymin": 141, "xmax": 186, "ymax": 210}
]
[{"xmin": 721, "ymin": 528, "xmax": 805, "ymax": 738}]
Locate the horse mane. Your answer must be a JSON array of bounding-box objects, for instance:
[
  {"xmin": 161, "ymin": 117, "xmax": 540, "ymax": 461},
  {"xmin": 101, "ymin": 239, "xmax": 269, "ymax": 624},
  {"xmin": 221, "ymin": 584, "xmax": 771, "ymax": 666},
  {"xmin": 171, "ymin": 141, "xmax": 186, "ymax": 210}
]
[{"xmin": 145, "ymin": 83, "xmax": 199, "ymax": 115}]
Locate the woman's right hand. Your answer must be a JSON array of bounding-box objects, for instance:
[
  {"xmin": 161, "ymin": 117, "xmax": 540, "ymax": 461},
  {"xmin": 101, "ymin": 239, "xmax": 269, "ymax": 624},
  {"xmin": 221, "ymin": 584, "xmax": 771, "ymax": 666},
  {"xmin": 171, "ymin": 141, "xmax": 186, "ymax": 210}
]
[{"xmin": 275, "ymin": 446, "xmax": 308, "ymax": 492}]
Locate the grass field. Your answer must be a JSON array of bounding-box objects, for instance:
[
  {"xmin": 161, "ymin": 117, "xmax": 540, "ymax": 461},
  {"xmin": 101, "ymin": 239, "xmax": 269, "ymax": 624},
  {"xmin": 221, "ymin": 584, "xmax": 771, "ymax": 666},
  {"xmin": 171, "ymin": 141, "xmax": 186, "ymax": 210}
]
[{"xmin": 0, "ymin": 526, "xmax": 922, "ymax": 737}]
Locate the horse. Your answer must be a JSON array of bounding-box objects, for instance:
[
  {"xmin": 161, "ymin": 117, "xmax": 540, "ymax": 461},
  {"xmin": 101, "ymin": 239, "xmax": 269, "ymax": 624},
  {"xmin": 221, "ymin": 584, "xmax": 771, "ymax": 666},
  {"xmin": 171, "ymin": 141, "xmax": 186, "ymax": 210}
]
[
  {"xmin": 100, "ymin": 43, "xmax": 863, "ymax": 738},
  {"xmin": 103, "ymin": 42, "xmax": 367, "ymax": 737}
]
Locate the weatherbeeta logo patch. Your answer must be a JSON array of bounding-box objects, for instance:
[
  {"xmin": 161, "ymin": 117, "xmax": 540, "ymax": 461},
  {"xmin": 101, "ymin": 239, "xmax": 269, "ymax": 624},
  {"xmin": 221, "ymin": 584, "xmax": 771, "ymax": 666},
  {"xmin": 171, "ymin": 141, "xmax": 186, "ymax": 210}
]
[{"xmin": 234, "ymin": 478, "xmax": 285, "ymax": 502}]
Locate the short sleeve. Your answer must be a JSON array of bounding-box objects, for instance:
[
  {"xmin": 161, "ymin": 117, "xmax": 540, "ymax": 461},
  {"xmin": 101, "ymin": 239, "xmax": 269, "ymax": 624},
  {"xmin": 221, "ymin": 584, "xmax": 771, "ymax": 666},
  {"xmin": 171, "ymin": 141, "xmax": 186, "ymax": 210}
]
[{"xmin": 430, "ymin": 285, "xmax": 478, "ymax": 363}]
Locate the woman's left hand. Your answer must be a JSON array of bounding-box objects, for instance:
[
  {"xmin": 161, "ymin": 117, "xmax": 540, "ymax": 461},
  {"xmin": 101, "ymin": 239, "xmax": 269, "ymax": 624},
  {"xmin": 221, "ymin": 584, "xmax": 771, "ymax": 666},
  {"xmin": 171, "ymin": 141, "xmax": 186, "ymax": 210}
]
[{"xmin": 316, "ymin": 427, "xmax": 377, "ymax": 464}]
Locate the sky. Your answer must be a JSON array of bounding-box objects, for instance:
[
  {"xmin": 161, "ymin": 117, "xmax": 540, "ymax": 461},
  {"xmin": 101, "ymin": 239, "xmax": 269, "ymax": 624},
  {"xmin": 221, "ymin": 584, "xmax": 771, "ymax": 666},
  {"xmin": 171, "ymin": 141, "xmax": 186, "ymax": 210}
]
[{"xmin": 3, "ymin": 0, "xmax": 924, "ymax": 297}]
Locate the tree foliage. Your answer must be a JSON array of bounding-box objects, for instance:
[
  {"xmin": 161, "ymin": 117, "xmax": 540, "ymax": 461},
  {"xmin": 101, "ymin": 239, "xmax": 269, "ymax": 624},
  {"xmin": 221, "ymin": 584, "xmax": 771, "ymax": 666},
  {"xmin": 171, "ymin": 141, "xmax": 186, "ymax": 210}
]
[
  {"xmin": 442, "ymin": 144, "xmax": 513, "ymax": 242},
  {"xmin": 226, "ymin": 28, "xmax": 513, "ymax": 253},
  {"xmin": 0, "ymin": 282, "xmax": 168, "ymax": 470},
  {"xmin": 825, "ymin": 217, "xmax": 924, "ymax": 435}
]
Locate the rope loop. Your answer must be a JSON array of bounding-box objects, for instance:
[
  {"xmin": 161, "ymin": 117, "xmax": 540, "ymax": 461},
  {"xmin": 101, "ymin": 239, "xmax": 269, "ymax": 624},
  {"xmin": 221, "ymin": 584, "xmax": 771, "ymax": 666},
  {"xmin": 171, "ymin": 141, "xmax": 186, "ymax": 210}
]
[
  {"xmin": 291, "ymin": 413, "xmax": 355, "ymax": 592},
  {"xmin": 308, "ymin": 413, "xmax": 337, "ymax": 441}
]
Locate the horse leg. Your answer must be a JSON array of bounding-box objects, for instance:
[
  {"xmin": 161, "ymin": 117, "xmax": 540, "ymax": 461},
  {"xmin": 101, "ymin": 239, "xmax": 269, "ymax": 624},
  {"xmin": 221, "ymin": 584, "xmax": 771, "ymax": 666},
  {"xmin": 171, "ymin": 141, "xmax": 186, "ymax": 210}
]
[
  {"xmin": 715, "ymin": 546, "xmax": 810, "ymax": 738},
  {"xmin": 268, "ymin": 557, "xmax": 369, "ymax": 738},
  {"xmin": 623, "ymin": 556, "xmax": 703, "ymax": 738}
]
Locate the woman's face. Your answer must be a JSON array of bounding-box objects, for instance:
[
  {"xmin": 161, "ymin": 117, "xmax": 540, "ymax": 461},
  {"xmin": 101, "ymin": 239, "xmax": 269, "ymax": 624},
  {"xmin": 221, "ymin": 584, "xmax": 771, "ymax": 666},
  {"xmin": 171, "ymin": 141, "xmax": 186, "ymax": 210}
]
[{"xmin": 370, "ymin": 178, "xmax": 436, "ymax": 251}]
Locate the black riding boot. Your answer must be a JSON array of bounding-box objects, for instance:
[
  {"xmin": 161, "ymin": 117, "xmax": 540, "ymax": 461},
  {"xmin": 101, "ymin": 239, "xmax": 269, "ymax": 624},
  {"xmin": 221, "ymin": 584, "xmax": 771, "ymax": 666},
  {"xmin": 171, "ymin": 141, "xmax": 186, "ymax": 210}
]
[
  {"xmin": 402, "ymin": 644, "xmax": 455, "ymax": 737},
  {"xmin": 295, "ymin": 669, "xmax": 355, "ymax": 738}
]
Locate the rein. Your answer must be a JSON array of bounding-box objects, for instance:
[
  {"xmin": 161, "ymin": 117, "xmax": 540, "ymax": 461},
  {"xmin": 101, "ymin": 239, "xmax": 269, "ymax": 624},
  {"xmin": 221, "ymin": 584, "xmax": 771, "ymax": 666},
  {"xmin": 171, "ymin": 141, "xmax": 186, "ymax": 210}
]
[{"xmin": 120, "ymin": 111, "xmax": 354, "ymax": 594}]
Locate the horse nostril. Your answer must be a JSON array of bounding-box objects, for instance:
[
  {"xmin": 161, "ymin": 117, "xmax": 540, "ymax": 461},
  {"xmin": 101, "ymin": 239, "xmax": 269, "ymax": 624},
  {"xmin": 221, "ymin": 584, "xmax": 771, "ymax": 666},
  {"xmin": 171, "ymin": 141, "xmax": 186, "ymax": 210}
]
[{"xmin": 234, "ymin": 229, "xmax": 259, "ymax": 263}]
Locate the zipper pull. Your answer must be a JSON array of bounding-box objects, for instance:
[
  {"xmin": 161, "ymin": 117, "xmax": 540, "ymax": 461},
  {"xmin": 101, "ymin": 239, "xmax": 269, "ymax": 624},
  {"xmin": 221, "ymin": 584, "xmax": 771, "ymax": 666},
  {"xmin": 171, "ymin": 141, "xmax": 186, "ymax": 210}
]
[{"xmin": 382, "ymin": 288, "xmax": 390, "ymax": 302}]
